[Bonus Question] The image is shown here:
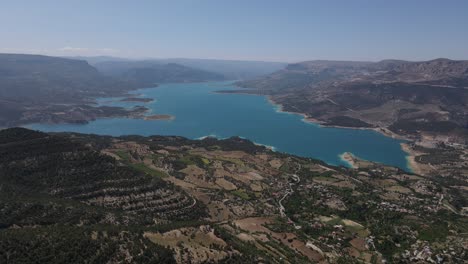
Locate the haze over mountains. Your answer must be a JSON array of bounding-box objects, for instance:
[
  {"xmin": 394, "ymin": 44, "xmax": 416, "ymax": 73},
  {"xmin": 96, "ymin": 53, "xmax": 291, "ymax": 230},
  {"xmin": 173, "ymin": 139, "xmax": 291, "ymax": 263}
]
[
  {"xmin": 0, "ymin": 53, "xmax": 284, "ymax": 127},
  {"xmin": 96, "ymin": 62, "xmax": 226, "ymax": 87},
  {"xmin": 69, "ymin": 56, "xmax": 287, "ymax": 80}
]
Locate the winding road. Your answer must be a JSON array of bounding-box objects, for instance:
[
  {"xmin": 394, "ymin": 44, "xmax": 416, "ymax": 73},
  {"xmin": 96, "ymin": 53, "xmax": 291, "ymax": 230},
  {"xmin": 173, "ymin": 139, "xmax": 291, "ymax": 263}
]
[{"xmin": 278, "ymin": 173, "xmax": 301, "ymax": 228}]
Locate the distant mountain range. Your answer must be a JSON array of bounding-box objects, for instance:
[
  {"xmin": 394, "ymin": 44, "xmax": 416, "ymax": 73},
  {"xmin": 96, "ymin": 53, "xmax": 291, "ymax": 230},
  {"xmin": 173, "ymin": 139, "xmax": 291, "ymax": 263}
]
[
  {"xmin": 2, "ymin": 53, "xmax": 279, "ymax": 126},
  {"xmin": 71, "ymin": 56, "xmax": 287, "ymax": 80},
  {"xmin": 0, "ymin": 54, "xmax": 139, "ymax": 126},
  {"xmin": 0, "ymin": 54, "xmax": 130, "ymax": 102},
  {"xmin": 239, "ymin": 58, "xmax": 468, "ymax": 91},
  {"xmin": 92, "ymin": 61, "xmax": 226, "ymax": 86}
]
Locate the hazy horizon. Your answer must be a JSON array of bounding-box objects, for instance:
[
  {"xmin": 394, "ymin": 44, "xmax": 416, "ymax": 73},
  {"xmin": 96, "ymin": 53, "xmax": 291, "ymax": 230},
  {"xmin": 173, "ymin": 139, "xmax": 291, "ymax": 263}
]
[
  {"xmin": 1, "ymin": 0, "xmax": 468, "ymax": 62},
  {"xmin": 2, "ymin": 52, "xmax": 467, "ymax": 64}
]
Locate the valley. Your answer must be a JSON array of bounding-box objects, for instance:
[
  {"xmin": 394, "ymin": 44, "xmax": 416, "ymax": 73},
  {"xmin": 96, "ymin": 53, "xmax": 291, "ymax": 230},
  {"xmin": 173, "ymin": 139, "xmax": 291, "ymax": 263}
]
[
  {"xmin": 0, "ymin": 55, "xmax": 467, "ymax": 264},
  {"xmin": 2, "ymin": 2, "xmax": 468, "ymax": 263}
]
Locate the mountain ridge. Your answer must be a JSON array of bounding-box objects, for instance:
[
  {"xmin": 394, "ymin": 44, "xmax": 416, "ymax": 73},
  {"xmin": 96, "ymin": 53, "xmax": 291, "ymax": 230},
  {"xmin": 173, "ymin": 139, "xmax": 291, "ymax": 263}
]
[{"xmin": 92, "ymin": 57, "xmax": 286, "ymax": 79}]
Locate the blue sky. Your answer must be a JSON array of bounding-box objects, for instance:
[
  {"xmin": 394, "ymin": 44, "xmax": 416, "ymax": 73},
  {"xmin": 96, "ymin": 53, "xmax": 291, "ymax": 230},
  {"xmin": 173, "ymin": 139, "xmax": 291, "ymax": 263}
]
[{"xmin": 1, "ymin": 0, "xmax": 467, "ymax": 62}]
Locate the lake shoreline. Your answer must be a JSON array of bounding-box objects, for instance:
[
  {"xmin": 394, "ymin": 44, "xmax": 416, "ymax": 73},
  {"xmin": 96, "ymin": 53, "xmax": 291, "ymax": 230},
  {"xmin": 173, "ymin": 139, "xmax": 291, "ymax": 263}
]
[
  {"xmin": 120, "ymin": 97, "xmax": 155, "ymax": 103},
  {"xmin": 400, "ymin": 143, "xmax": 428, "ymax": 175},
  {"xmin": 265, "ymin": 96, "xmax": 409, "ymax": 140},
  {"xmin": 217, "ymin": 88, "xmax": 410, "ymax": 140},
  {"xmin": 144, "ymin": 114, "xmax": 175, "ymax": 121},
  {"xmin": 264, "ymin": 95, "xmax": 417, "ymax": 172},
  {"xmin": 339, "ymin": 152, "xmax": 358, "ymax": 169},
  {"xmin": 29, "ymin": 81, "xmax": 411, "ymax": 171}
]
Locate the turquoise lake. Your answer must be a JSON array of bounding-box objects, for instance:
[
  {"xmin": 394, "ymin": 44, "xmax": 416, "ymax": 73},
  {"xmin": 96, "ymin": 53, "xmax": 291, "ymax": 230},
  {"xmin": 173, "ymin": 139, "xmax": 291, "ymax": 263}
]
[{"xmin": 28, "ymin": 81, "xmax": 410, "ymax": 170}]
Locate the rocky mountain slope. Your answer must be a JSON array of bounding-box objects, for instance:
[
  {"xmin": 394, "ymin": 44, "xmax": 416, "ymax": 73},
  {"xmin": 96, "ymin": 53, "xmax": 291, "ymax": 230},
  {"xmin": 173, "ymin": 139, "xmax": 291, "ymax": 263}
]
[
  {"xmin": 237, "ymin": 59, "xmax": 468, "ymax": 134},
  {"xmin": 0, "ymin": 54, "xmax": 130, "ymax": 102},
  {"xmin": 0, "ymin": 54, "xmax": 144, "ymax": 127},
  {"xmin": 239, "ymin": 59, "xmax": 468, "ymax": 92},
  {"xmin": 1, "ymin": 128, "xmax": 466, "ymax": 263}
]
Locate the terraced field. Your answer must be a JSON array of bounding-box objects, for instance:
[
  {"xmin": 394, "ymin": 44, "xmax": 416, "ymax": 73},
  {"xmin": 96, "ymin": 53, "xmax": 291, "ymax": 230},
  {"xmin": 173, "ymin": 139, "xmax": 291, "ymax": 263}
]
[{"xmin": 0, "ymin": 128, "xmax": 466, "ymax": 263}]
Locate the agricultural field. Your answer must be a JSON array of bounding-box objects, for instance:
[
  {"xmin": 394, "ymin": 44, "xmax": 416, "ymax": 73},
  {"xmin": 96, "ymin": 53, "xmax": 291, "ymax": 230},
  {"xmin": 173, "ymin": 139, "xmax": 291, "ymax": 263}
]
[{"xmin": 0, "ymin": 128, "xmax": 466, "ymax": 263}]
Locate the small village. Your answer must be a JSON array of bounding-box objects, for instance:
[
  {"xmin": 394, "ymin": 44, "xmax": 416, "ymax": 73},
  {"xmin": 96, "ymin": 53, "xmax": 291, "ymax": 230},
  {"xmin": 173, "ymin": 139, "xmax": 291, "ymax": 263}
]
[{"xmin": 98, "ymin": 135, "xmax": 467, "ymax": 263}]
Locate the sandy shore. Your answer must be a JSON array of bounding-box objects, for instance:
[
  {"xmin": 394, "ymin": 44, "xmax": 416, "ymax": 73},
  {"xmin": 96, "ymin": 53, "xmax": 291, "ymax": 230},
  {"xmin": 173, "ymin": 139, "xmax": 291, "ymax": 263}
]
[
  {"xmin": 339, "ymin": 152, "xmax": 358, "ymax": 169},
  {"xmin": 230, "ymin": 91, "xmax": 420, "ymax": 172},
  {"xmin": 269, "ymin": 96, "xmax": 425, "ymax": 174},
  {"xmin": 144, "ymin": 114, "xmax": 174, "ymax": 121},
  {"xmin": 267, "ymin": 95, "xmax": 416, "ymax": 157},
  {"xmin": 266, "ymin": 96, "xmax": 326, "ymax": 125},
  {"xmin": 266, "ymin": 96, "xmax": 409, "ymax": 138},
  {"xmin": 400, "ymin": 143, "xmax": 428, "ymax": 175},
  {"xmin": 121, "ymin": 97, "xmax": 155, "ymax": 103}
]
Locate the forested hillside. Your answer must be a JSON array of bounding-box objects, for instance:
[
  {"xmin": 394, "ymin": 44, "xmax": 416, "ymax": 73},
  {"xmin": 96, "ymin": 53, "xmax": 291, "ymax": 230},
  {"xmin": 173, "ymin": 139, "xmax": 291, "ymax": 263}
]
[{"xmin": 0, "ymin": 128, "xmax": 466, "ymax": 263}]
